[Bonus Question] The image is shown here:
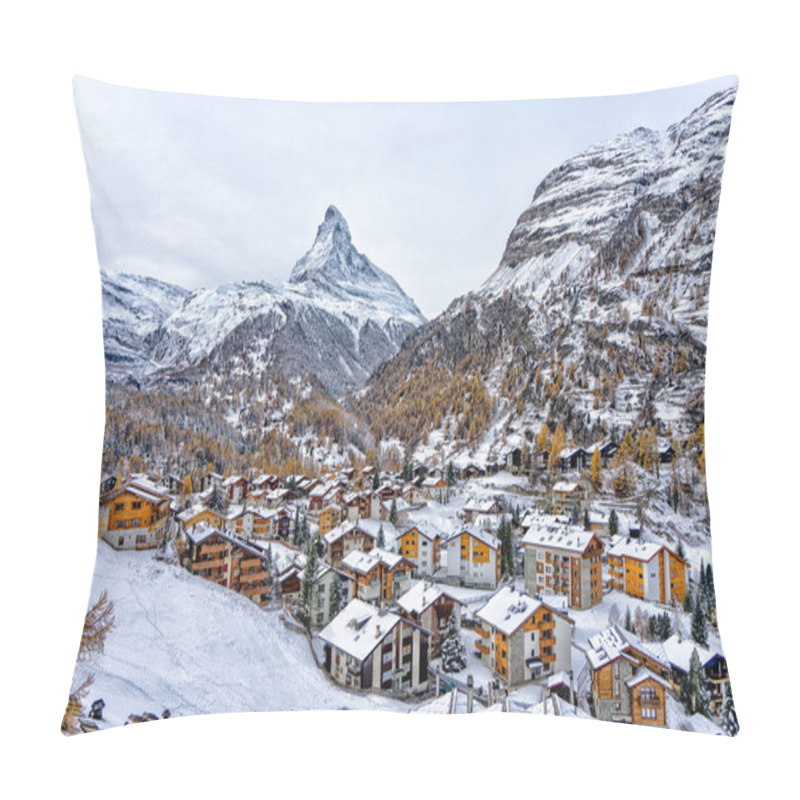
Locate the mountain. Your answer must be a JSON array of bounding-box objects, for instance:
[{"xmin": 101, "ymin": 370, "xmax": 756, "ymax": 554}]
[
  {"xmin": 102, "ymin": 206, "xmax": 425, "ymax": 397},
  {"xmin": 354, "ymin": 86, "xmax": 737, "ymax": 460}
]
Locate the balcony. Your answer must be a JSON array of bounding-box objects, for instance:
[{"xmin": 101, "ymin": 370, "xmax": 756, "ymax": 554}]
[
  {"xmin": 475, "ymin": 640, "xmax": 489, "ymax": 655},
  {"xmin": 474, "ymin": 625, "xmax": 489, "ymax": 639}
]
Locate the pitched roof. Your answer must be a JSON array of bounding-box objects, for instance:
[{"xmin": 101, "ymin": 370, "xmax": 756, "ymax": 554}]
[
  {"xmin": 626, "ymin": 667, "xmax": 673, "ymax": 690},
  {"xmin": 340, "ymin": 547, "xmax": 406, "ymax": 575},
  {"xmin": 319, "ymin": 599, "xmax": 403, "ymax": 662},
  {"xmin": 585, "ymin": 625, "xmax": 669, "ymax": 672},
  {"xmin": 447, "ymin": 525, "xmax": 500, "ymax": 551},
  {"xmin": 607, "ymin": 537, "xmax": 684, "ymax": 564},
  {"xmin": 522, "ymin": 524, "xmax": 601, "ymax": 554},
  {"xmin": 552, "ymin": 481, "xmax": 579, "ymax": 493},
  {"xmin": 662, "ymin": 634, "xmax": 724, "ymax": 672},
  {"xmin": 475, "ymin": 586, "xmax": 572, "ymax": 636},
  {"xmin": 396, "ymin": 580, "xmax": 464, "ymax": 616}
]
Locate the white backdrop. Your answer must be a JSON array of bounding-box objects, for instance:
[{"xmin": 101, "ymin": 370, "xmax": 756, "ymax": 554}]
[{"xmin": 2, "ymin": 2, "xmax": 795, "ymax": 797}]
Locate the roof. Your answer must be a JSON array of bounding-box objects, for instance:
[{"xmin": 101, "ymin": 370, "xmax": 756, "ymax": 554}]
[
  {"xmin": 340, "ymin": 547, "xmax": 406, "ymax": 575},
  {"xmin": 396, "ymin": 580, "xmax": 463, "ymax": 616},
  {"xmin": 607, "ymin": 537, "xmax": 683, "ymax": 563},
  {"xmin": 475, "ymin": 586, "xmax": 573, "ymax": 636},
  {"xmin": 585, "ymin": 625, "xmax": 669, "ymax": 672},
  {"xmin": 318, "ymin": 599, "xmax": 403, "ymax": 662},
  {"xmin": 552, "ymin": 481, "xmax": 579, "ymax": 493},
  {"xmin": 626, "ymin": 667, "xmax": 673, "ymax": 691},
  {"xmin": 522, "ymin": 524, "xmax": 601, "ymax": 554},
  {"xmin": 447, "ymin": 525, "xmax": 500, "ymax": 551},
  {"xmin": 402, "ymin": 520, "xmax": 442, "ymax": 542},
  {"xmin": 183, "ymin": 522, "xmax": 220, "ymax": 546},
  {"xmin": 464, "ymin": 497, "xmax": 501, "ymax": 513},
  {"xmin": 322, "ymin": 521, "xmax": 374, "ymax": 546},
  {"xmin": 662, "ymin": 634, "xmax": 724, "ymax": 673}
]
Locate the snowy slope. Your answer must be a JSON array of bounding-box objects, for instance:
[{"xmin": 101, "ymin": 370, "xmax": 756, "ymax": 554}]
[{"xmin": 69, "ymin": 543, "xmax": 413, "ymax": 729}]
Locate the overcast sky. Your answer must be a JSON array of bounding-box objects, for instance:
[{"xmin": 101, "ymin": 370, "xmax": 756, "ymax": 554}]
[{"xmin": 74, "ymin": 75, "xmax": 737, "ymax": 319}]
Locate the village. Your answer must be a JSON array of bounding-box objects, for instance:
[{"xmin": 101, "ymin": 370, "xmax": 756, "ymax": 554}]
[{"xmin": 91, "ymin": 432, "xmax": 733, "ymax": 734}]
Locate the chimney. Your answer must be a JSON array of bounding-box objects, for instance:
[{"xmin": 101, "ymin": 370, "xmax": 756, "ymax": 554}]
[
  {"xmin": 466, "ymin": 674, "xmax": 474, "ymax": 714},
  {"xmin": 375, "ymin": 624, "xmax": 381, "ymax": 638}
]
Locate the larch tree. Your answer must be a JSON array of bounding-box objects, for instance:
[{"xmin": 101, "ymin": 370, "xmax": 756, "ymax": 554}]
[
  {"xmin": 548, "ymin": 425, "xmax": 566, "ymax": 473},
  {"xmin": 590, "ymin": 447, "xmax": 603, "ymax": 490}
]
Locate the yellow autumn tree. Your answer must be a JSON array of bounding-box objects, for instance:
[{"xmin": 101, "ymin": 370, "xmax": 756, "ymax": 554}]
[
  {"xmin": 590, "ymin": 447, "xmax": 603, "ymax": 490},
  {"xmin": 536, "ymin": 424, "xmax": 551, "ymax": 453},
  {"xmin": 548, "ymin": 425, "xmax": 566, "ymax": 473}
]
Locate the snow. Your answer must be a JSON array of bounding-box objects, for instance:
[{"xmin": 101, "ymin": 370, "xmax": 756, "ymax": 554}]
[{"xmin": 71, "ymin": 544, "xmax": 412, "ymax": 730}]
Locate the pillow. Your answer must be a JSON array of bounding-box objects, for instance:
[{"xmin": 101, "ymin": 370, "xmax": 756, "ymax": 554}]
[{"xmin": 64, "ymin": 75, "xmax": 738, "ymax": 736}]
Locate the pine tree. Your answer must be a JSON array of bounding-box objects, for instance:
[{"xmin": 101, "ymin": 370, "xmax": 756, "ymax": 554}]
[
  {"xmin": 389, "ymin": 497, "xmax": 398, "ymax": 526},
  {"xmin": 441, "ymin": 611, "xmax": 467, "ymax": 673},
  {"xmin": 720, "ymin": 686, "xmax": 739, "ymax": 736},
  {"xmin": 583, "ymin": 509, "xmax": 591, "ymax": 531},
  {"xmin": 609, "ymin": 509, "xmax": 619, "ymax": 537},
  {"xmin": 298, "ymin": 539, "xmax": 319, "ymax": 630},
  {"xmin": 704, "ymin": 562, "xmax": 716, "ymax": 618},
  {"xmin": 624, "ymin": 606, "xmax": 633, "ymax": 632},
  {"xmin": 372, "ymin": 468, "xmax": 380, "ymax": 491},
  {"xmin": 497, "ymin": 516, "xmax": 515, "ymax": 577},
  {"xmin": 676, "ymin": 540, "xmax": 686, "ymax": 561},
  {"xmin": 681, "ymin": 648, "xmax": 711, "ymax": 716},
  {"xmin": 683, "ymin": 589, "xmax": 694, "ymax": 614},
  {"xmin": 329, "ymin": 573, "xmax": 344, "ymax": 619},
  {"xmin": 446, "ymin": 461, "xmax": 456, "ymax": 486},
  {"xmin": 377, "ymin": 523, "xmax": 386, "ymax": 549},
  {"xmin": 691, "ymin": 591, "xmax": 708, "ymax": 646}
]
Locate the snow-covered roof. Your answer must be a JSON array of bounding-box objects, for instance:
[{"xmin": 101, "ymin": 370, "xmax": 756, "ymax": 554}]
[
  {"xmin": 340, "ymin": 547, "xmax": 405, "ymax": 575},
  {"xmin": 319, "ymin": 599, "xmax": 402, "ymax": 662},
  {"xmin": 447, "ymin": 525, "xmax": 500, "ymax": 551},
  {"xmin": 552, "ymin": 481, "xmax": 579, "ymax": 493},
  {"xmin": 396, "ymin": 580, "xmax": 463, "ymax": 616},
  {"xmin": 520, "ymin": 510, "xmax": 569, "ymax": 529},
  {"xmin": 522, "ymin": 524, "xmax": 600, "ymax": 554},
  {"xmin": 464, "ymin": 497, "xmax": 501, "ymax": 513},
  {"xmin": 662, "ymin": 634, "xmax": 723, "ymax": 672},
  {"xmin": 585, "ymin": 625, "xmax": 668, "ymax": 671},
  {"xmin": 183, "ymin": 522, "xmax": 220, "ymax": 546},
  {"xmin": 607, "ymin": 537, "xmax": 680, "ymax": 562},
  {"xmin": 626, "ymin": 667, "xmax": 672, "ymax": 691},
  {"xmin": 475, "ymin": 586, "xmax": 571, "ymax": 636},
  {"xmin": 402, "ymin": 520, "xmax": 442, "ymax": 542}
]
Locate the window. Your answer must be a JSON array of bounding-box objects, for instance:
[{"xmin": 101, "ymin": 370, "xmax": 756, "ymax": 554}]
[
  {"xmin": 118, "ymin": 536, "xmax": 125, "ymax": 546},
  {"xmin": 135, "ymin": 534, "xmax": 146, "ymax": 544},
  {"xmin": 132, "ymin": 501, "xmax": 142, "ymax": 509},
  {"xmin": 114, "ymin": 503, "xmax": 124, "ymax": 511}
]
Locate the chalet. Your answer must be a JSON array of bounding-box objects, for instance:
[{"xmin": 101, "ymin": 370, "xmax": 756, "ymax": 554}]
[
  {"xmin": 166, "ymin": 473, "xmax": 184, "ymax": 495},
  {"xmin": 658, "ymin": 442, "xmax": 676, "ymax": 464},
  {"xmin": 100, "ymin": 477, "xmax": 171, "ymax": 550},
  {"xmin": 662, "ymin": 634, "xmax": 729, "ymax": 714},
  {"xmin": 357, "ymin": 491, "xmax": 381, "ymax": 520},
  {"xmin": 558, "ymin": 446, "xmax": 588, "ymax": 472},
  {"xmin": 444, "ymin": 527, "xmax": 501, "ymax": 588},
  {"xmin": 420, "ymin": 476, "xmax": 449, "ymax": 500},
  {"xmin": 322, "ymin": 521, "xmax": 376, "ymax": 567},
  {"xmin": 607, "ymin": 538, "xmax": 688, "ymax": 604},
  {"xmin": 295, "ymin": 561, "xmax": 356, "ymax": 629},
  {"xmin": 474, "ymin": 586, "xmax": 574, "ymax": 686},
  {"xmin": 399, "ymin": 522, "xmax": 442, "ymax": 576},
  {"xmin": 585, "ymin": 441, "xmax": 618, "ymax": 467},
  {"xmin": 340, "ymin": 548, "xmax": 414, "ymax": 605},
  {"xmin": 463, "ymin": 497, "xmax": 503, "ymax": 524},
  {"xmin": 176, "ymin": 504, "xmax": 227, "ymax": 532},
  {"xmin": 342, "ymin": 492, "xmax": 362, "ymax": 522},
  {"xmin": 318, "ymin": 504, "xmax": 343, "ymax": 536},
  {"xmin": 551, "ymin": 481, "xmax": 583, "ymax": 516},
  {"xmin": 397, "ymin": 580, "xmax": 464, "ymax": 657},
  {"xmin": 585, "ymin": 625, "xmax": 673, "ymax": 726},
  {"xmin": 265, "ymin": 487, "xmax": 295, "ymax": 508},
  {"xmin": 320, "ymin": 599, "xmax": 430, "ymax": 694},
  {"xmin": 522, "ymin": 524, "xmax": 604, "ymax": 609},
  {"xmin": 498, "ymin": 445, "xmax": 522, "ymax": 473},
  {"xmin": 461, "ymin": 463, "xmax": 485, "ymax": 480},
  {"xmin": 182, "ymin": 524, "xmax": 272, "ymax": 606},
  {"xmin": 228, "ymin": 506, "xmax": 275, "ymax": 539},
  {"xmin": 249, "ymin": 474, "xmax": 272, "ymax": 494},
  {"xmin": 223, "ymin": 475, "xmax": 248, "ymax": 503},
  {"xmin": 380, "ymin": 496, "xmax": 414, "ymax": 526}
]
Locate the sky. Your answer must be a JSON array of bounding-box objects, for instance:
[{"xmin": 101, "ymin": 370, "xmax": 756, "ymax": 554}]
[{"xmin": 74, "ymin": 75, "xmax": 737, "ymax": 319}]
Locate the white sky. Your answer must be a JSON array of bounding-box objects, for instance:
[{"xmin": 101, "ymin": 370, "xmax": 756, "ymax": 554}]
[{"xmin": 74, "ymin": 75, "xmax": 737, "ymax": 319}]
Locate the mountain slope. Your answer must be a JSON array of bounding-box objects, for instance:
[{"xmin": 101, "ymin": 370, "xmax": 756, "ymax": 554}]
[{"xmin": 354, "ymin": 86, "xmax": 737, "ymax": 458}]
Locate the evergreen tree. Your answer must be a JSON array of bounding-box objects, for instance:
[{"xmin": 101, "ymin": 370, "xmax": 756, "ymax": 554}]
[
  {"xmin": 691, "ymin": 591, "xmax": 708, "ymax": 646},
  {"xmin": 446, "ymin": 461, "xmax": 456, "ymax": 486},
  {"xmin": 298, "ymin": 539, "xmax": 319, "ymax": 630},
  {"xmin": 389, "ymin": 497, "xmax": 398, "ymax": 526},
  {"xmin": 497, "ymin": 516, "xmax": 515, "ymax": 577},
  {"xmin": 441, "ymin": 611, "xmax": 467, "ymax": 673},
  {"xmin": 676, "ymin": 540, "xmax": 686, "ymax": 561},
  {"xmin": 720, "ymin": 686, "xmax": 739, "ymax": 736},
  {"xmin": 292, "ymin": 507, "xmax": 302, "ymax": 546},
  {"xmin": 609, "ymin": 509, "xmax": 619, "ymax": 537},
  {"xmin": 377, "ymin": 523, "xmax": 386, "ymax": 549},
  {"xmin": 372, "ymin": 468, "xmax": 380, "ymax": 491},
  {"xmin": 329, "ymin": 573, "xmax": 344, "ymax": 619},
  {"xmin": 681, "ymin": 648, "xmax": 711, "ymax": 716},
  {"xmin": 683, "ymin": 589, "xmax": 694, "ymax": 614},
  {"xmin": 583, "ymin": 509, "xmax": 591, "ymax": 531},
  {"xmin": 704, "ymin": 562, "xmax": 716, "ymax": 618},
  {"xmin": 624, "ymin": 606, "xmax": 633, "ymax": 632}
]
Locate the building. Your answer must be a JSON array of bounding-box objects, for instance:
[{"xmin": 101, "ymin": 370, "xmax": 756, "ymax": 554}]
[
  {"xmin": 585, "ymin": 625, "xmax": 672, "ymax": 726},
  {"xmin": 320, "ymin": 598, "xmax": 430, "ymax": 693},
  {"xmin": 399, "ymin": 522, "xmax": 442, "ymax": 576},
  {"xmin": 318, "ymin": 504, "xmax": 343, "ymax": 536},
  {"xmin": 222, "ymin": 475, "xmax": 249, "ymax": 503},
  {"xmin": 662, "ymin": 634, "xmax": 729, "ymax": 714},
  {"xmin": 551, "ymin": 481, "xmax": 583, "ymax": 516},
  {"xmin": 444, "ymin": 527, "xmax": 501, "ymax": 588},
  {"xmin": 340, "ymin": 547, "xmax": 414, "ymax": 605},
  {"xmin": 396, "ymin": 580, "xmax": 464, "ymax": 657},
  {"xmin": 463, "ymin": 497, "xmax": 503, "ymax": 524},
  {"xmin": 181, "ymin": 524, "xmax": 272, "ymax": 606},
  {"xmin": 295, "ymin": 561, "xmax": 355, "ymax": 629},
  {"xmin": 420, "ymin": 476, "xmax": 449, "ymax": 499},
  {"xmin": 607, "ymin": 538, "xmax": 688, "ymax": 604},
  {"xmin": 322, "ymin": 522, "xmax": 376, "ymax": 567},
  {"xmin": 522, "ymin": 524, "xmax": 604, "ymax": 609},
  {"xmin": 474, "ymin": 586, "xmax": 574, "ymax": 686},
  {"xmin": 100, "ymin": 476, "xmax": 171, "ymax": 550}
]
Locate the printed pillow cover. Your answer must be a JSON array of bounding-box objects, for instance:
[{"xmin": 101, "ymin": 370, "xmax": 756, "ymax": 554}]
[{"xmin": 64, "ymin": 76, "xmax": 738, "ymax": 736}]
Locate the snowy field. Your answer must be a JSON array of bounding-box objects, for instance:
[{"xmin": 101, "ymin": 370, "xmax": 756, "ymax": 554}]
[{"xmin": 70, "ymin": 543, "xmax": 416, "ymax": 729}]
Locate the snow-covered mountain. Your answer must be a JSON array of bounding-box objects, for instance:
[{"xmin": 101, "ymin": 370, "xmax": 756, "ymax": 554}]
[
  {"xmin": 102, "ymin": 206, "xmax": 425, "ymax": 396},
  {"xmin": 356, "ymin": 86, "xmax": 737, "ymax": 456}
]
